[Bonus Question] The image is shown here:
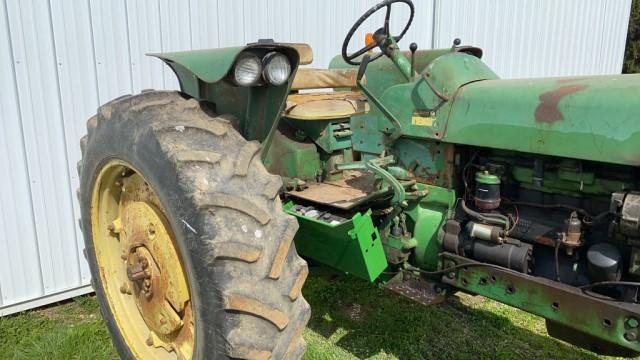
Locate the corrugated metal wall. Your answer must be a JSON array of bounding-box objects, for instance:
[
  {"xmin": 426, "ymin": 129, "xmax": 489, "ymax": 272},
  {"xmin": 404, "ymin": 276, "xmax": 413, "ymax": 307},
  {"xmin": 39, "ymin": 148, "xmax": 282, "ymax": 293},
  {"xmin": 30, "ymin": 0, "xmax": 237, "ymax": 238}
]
[
  {"xmin": 0, "ymin": 0, "xmax": 630, "ymax": 315},
  {"xmin": 434, "ymin": 0, "xmax": 632, "ymax": 78}
]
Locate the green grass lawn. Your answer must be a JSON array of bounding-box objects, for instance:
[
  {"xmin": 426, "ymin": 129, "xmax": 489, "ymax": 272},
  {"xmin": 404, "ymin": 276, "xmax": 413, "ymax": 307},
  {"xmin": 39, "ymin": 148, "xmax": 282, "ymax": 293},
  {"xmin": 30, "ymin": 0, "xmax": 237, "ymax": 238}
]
[{"xmin": 0, "ymin": 274, "xmax": 635, "ymax": 360}]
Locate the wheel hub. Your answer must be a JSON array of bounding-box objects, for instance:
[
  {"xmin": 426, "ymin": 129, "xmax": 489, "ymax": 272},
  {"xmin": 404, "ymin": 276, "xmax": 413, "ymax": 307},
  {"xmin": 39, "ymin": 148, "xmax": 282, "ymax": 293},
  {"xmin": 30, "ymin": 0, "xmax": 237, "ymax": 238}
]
[
  {"xmin": 126, "ymin": 249, "xmax": 152, "ymax": 299},
  {"xmin": 92, "ymin": 161, "xmax": 194, "ymax": 359},
  {"xmin": 121, "ymin": 202, "xmax": 188, "ymax": 336}
]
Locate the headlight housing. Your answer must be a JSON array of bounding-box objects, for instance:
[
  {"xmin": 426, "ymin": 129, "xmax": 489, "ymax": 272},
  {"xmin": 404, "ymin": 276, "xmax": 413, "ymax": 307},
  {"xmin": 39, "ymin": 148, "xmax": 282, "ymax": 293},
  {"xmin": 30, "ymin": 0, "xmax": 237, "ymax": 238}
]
[
  {"xmin": 262, "ymin": 52, "xmax": 291, "ymax": 86},
  {"xmin": 233, "ymin": 53, "xmax": 262, "ymax": 86}
]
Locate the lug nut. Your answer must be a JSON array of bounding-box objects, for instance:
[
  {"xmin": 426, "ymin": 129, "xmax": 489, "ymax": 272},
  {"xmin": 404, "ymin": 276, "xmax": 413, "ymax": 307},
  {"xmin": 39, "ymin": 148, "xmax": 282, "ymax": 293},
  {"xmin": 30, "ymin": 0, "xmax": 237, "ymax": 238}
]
[
  {"xmin": 624, "ymin": 331, "xmax": 637, "ymax": 342},
  {"xmin": 628, "ymin": 318, "xmax": 639, "ymax": 328},
  {"xmin": 119, "ymin": 284, "xmax": 128, "ymax": 294},
  {"xmin": 146, "ymin": 336, "xmax": 154, "ymax": 346},
  {"xmin": 127, "ymin": 264, "xmax": 147, "ymax": 281}
]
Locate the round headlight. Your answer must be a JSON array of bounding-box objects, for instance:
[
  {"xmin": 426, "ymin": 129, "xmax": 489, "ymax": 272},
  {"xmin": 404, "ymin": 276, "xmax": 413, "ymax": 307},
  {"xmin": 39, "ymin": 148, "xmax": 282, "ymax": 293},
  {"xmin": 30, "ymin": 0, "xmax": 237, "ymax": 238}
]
[
  {"xmin": 233, "ymin": 53, "xmax": 262, "ymax": 86},
  {"xmin": 263, "ymin": 52, "xmax": 291, "ymax": 86}
]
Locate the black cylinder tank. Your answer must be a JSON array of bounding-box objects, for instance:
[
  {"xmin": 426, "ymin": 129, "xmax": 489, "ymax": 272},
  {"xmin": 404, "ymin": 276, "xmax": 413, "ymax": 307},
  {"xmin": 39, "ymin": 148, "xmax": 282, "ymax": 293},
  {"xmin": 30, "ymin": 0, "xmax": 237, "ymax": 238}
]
[{"xmin": 586, "ymin": 242, "xmax": 622, "ymax": 282}]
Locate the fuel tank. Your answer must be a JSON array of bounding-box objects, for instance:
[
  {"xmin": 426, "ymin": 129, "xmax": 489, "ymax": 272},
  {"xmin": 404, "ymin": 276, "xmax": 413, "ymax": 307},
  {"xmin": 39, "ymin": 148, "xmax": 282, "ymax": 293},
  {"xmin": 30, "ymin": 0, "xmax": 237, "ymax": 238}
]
[{"xmin": 443, "ymin": 74, "xmax": 640, "ymax": 166}]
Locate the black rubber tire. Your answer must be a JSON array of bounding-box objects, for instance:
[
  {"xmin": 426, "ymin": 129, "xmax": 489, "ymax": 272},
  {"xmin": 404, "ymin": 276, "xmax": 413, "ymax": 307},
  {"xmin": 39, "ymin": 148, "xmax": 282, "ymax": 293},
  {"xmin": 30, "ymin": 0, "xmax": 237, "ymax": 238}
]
[{"xmin": 78, "ymin": 91, "xmax": 310, "ymax": 359}]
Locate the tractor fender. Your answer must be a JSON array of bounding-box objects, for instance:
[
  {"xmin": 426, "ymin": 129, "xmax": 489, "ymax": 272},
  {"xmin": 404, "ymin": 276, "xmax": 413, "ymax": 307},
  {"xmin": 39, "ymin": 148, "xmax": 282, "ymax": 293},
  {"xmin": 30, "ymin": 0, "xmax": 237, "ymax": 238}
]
[
  {"xmin": 148, "ymin": 43, "xmax": 310, "ymax": 145},
  {"xmin": 148, "ymin": 43, "xmax": 312, "ymax": 97}
]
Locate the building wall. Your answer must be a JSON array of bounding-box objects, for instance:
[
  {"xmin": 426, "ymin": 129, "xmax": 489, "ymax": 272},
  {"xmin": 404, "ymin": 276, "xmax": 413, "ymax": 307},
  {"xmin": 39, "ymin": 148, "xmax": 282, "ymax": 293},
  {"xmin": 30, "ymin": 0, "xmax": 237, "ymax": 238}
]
[
  {"xmin": 0, "ymin": 0, "xmax": 630, "ymax": 315},
  {"xmin": 434, "ymin": 0, "xmax": 631, "ymax": 78}
]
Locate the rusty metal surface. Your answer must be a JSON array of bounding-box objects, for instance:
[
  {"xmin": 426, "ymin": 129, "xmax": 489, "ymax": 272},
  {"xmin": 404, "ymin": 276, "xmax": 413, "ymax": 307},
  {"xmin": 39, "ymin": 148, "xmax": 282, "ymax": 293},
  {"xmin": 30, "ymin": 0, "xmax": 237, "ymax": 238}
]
[
  {"xmin": 287, "ymin": 171, "xmax": 378, "ymax": 209},
  {"xmin": 384, "ymin": 275, "xmax": 447, "ymax": 306},
  {"xmin": 440, "ymin": 253, "xmax": 640, "ymax": 356}
]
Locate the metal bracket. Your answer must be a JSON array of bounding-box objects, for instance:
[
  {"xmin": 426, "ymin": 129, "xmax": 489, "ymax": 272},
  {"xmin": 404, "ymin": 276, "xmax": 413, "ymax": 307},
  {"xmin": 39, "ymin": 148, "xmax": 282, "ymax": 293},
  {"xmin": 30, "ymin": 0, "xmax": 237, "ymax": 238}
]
[{"xmin": 384, "ymin": 272, "xmax": 447, "ymax": 306}]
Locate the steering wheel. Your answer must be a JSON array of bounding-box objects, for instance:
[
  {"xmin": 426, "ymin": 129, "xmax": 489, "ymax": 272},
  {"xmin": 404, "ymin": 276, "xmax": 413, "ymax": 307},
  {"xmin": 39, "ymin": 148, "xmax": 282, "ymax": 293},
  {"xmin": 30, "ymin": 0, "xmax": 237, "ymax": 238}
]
[{"xmin": 341, "ymin": 0, "xmax": 415, "ymax": 65}]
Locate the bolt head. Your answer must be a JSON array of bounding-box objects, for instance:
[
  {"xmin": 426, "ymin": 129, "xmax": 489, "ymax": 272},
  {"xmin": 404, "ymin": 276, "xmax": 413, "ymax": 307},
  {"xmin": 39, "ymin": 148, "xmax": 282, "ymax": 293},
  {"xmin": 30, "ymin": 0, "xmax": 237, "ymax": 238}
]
[
  {"xmin": 146, "ymin": 336, "xmax": 154, "ymax": 346},
  {"xmin": 628, "ymin": 318, "xmax": 639, "ymax": 328},
  {"xmin": 624, "ymin": 331, "xmax": 637, "ymax": 342}
]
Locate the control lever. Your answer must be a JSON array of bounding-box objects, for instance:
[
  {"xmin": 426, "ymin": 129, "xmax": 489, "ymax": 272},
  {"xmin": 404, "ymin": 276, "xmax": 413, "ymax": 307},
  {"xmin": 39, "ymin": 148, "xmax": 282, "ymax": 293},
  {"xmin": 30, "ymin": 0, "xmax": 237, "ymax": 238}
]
[
  {"xmin": 357, "ymin": 54, "xmax": 371, "ymax": 84},
  {"xmin": 355, "ymin": 53, "xmax": 403, "ymax": 145},
  {"xmin": 409, "ymin": 42, "xmax": 418, "ymax": 79}
]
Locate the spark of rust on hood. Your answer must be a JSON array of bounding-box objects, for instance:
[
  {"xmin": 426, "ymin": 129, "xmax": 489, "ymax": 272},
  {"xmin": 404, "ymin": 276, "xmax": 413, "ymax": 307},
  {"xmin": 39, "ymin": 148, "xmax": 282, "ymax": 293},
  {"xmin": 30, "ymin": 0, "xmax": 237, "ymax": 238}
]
[{"xmin": 534, "ymin": 84, "xmax": 588, "ymax": 124}]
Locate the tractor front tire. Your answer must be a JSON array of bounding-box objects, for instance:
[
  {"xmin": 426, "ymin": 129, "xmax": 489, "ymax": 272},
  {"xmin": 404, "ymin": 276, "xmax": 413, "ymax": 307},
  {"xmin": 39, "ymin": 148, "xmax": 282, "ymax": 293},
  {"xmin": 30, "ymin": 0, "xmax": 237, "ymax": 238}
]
[{"xmin": 78, "ymin": 91, "xmax": 310, "ymax": 359}]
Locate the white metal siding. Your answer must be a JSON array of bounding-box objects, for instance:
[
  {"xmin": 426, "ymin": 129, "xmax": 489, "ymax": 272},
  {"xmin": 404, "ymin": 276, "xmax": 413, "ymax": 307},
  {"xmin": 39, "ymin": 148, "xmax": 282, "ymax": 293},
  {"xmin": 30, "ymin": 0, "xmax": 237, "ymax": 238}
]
[
  {"xmin": 434, "ymin": 0, "xmax": 632, "ymax": 78},
  {"xmin": 0, "ymin": 0, "xmax": 630, "ymax": 315}
]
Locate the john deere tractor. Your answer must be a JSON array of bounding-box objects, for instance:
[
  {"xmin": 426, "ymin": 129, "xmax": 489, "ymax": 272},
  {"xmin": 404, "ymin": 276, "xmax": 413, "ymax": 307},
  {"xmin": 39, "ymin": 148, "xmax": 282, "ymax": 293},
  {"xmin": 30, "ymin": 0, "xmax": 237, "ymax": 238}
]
[{"xmin": 78, "ymin": 0, "xmax": 640, "ymax": 358}]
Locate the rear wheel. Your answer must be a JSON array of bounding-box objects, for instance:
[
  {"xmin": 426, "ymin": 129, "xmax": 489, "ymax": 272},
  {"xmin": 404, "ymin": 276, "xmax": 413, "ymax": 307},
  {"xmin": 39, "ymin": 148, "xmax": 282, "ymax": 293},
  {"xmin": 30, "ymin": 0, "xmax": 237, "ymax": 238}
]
[{"xmin": 78, "ymin": 91, "xmax": 310, "ymax": 359}]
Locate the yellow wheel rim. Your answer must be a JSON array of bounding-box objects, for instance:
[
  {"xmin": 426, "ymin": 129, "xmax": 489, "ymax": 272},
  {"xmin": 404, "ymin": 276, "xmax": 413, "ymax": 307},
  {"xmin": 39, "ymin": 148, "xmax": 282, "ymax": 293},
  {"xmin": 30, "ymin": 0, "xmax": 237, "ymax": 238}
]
[{"xmin": 91, "ymin": 160, "xmax": 194, "ymax": 360}]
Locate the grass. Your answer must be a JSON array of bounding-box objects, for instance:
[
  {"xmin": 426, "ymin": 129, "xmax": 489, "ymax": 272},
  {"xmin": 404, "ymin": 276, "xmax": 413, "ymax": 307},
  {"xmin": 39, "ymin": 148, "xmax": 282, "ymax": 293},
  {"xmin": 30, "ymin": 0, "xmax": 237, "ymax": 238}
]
[
  {"xmin": 0, "ymin": 274, "xmax": 636, "ymax": 360},
  {"xmin": 0, "ymin": 296, "xmax": 116, "ymax": 360}
]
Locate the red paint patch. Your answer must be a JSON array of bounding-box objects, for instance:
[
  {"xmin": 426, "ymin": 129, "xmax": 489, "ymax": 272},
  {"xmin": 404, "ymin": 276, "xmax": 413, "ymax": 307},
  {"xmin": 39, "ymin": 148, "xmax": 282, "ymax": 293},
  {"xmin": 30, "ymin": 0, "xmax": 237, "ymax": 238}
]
[{"xmin": 534, "ymin": 84, "xmax": 588, "ymax": 124}]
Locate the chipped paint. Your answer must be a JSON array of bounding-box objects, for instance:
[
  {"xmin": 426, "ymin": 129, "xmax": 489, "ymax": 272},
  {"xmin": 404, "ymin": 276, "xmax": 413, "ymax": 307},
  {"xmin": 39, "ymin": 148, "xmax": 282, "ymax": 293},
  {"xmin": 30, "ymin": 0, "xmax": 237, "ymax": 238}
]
[{"xmin": 534, "ymin": 84, "xmax": 588, "ymax": 124}]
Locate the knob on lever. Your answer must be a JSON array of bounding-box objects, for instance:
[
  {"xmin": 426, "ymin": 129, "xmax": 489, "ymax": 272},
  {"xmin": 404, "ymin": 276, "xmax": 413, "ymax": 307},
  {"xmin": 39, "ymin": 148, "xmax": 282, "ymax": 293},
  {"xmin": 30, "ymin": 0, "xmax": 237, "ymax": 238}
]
[
  {"xmin": 409, "ymin": 42, "xmax": 418, "ymax": 78},
  {"xmin": 451, "ymin": 38, "xmax": 461, "ymax": 50}
]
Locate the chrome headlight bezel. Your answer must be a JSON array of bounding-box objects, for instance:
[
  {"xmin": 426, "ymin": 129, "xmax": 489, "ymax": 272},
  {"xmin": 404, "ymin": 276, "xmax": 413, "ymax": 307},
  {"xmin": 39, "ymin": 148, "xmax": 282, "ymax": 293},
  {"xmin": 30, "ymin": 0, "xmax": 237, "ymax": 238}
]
[{"xmin": 262, "ymin": 52, "xmax": 291, "ymax": 86}]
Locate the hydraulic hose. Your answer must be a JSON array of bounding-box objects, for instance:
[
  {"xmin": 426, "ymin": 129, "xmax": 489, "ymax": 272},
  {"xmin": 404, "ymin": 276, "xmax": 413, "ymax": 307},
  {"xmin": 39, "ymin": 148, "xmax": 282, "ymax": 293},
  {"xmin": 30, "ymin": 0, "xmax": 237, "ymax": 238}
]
[{"xmin": 460, "ymin": 200, "xmax": 510, "ymax": 230}]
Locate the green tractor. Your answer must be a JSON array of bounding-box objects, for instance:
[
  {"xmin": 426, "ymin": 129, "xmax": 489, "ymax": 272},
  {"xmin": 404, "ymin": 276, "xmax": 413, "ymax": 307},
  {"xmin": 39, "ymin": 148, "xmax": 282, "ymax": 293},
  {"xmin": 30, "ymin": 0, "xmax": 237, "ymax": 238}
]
[{"xmin": 78, "ymin": 0, "xmax": 640, "ymax": 358}]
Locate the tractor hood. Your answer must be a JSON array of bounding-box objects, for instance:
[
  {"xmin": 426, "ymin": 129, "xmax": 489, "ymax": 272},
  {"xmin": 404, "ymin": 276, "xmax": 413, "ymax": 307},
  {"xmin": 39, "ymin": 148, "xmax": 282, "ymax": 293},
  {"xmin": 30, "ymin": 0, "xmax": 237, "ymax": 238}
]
[{"xmin": 443, "ymin": 75, "xmax": 640, "ymax": 166}]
